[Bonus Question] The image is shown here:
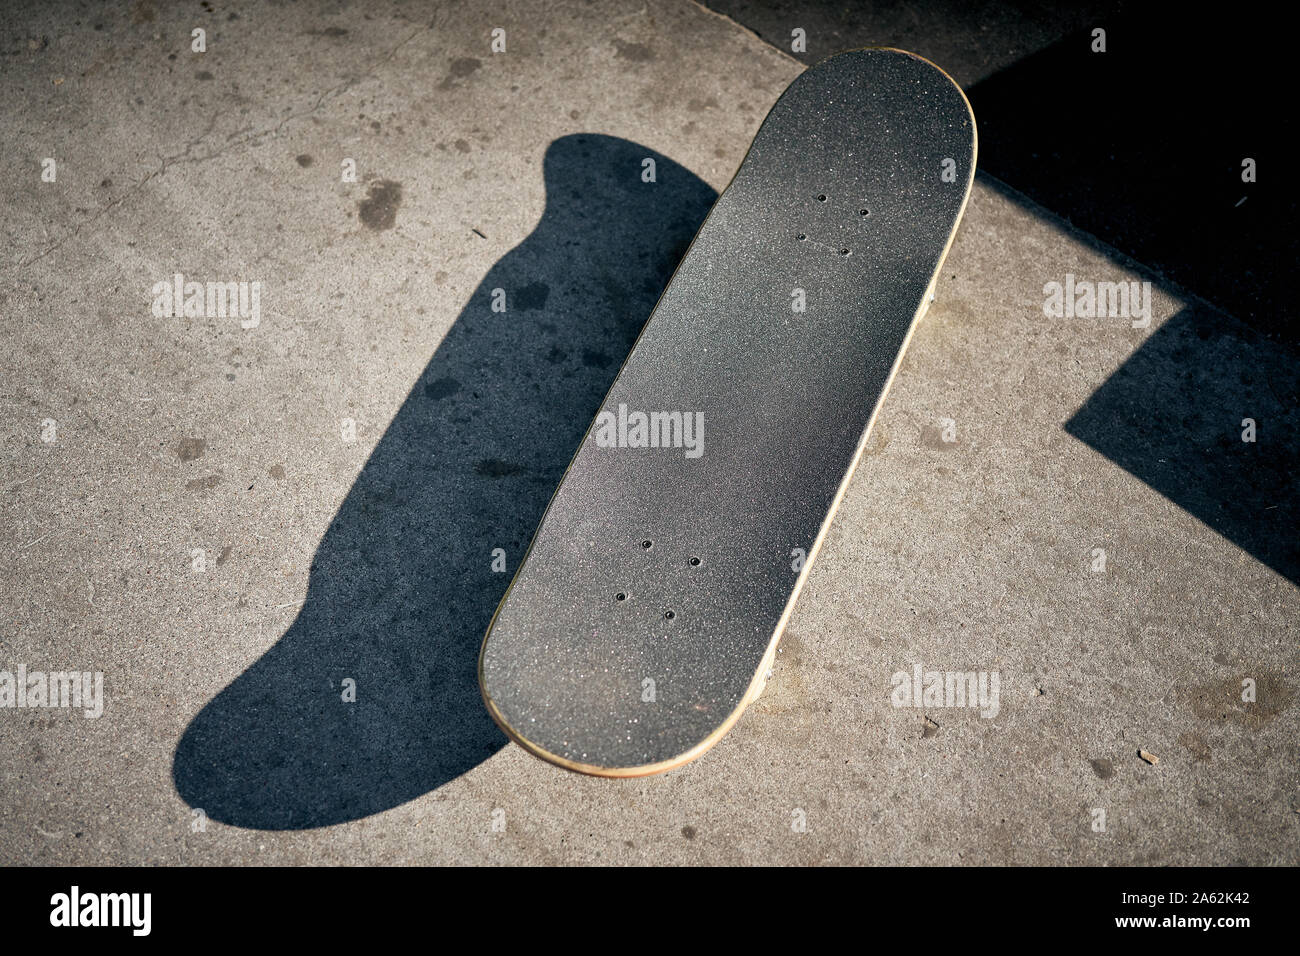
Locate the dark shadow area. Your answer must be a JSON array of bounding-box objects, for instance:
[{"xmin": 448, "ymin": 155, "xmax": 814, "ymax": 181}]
[
  {"xmin": 173, "ymin": 135, "xmax": 717, "ymax": 829},
  {"xmin": 707, "ymin": 0, "xmax": 1292, "ymax": 344},
  {"xmin": 967, "ymin": 7, "xmax": 1292, "ymax": 344},
  {"xmin": 1066, "ymin": 304, "xmax": 1300, "ymax": 584}
]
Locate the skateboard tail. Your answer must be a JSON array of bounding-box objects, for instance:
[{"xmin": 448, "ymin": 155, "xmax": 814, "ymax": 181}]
[{"xmin": 479, "ymin": 48, "xmax": 977, "ymax": 777}]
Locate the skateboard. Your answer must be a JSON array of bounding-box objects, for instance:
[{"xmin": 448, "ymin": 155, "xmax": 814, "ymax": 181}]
[{"xmin": 478, "ymin": 48, "xmax": 976, "ymax": 776}]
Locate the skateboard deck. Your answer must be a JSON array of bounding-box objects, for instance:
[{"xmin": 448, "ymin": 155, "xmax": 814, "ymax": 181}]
[{"xmin": 478, "ymin": 48, "xmax": 976, "ymax": 776}]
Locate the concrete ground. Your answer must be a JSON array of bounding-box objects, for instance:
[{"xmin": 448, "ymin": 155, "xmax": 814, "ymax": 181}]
[{"xmin": 1, "ymin": 0, "xmax": 1295, "ymax": 865}]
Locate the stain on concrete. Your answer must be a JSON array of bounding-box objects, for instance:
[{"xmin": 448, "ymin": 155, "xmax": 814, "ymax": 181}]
[
  {"xmin": 1090, "ymin": 757, "xmax": 1115, "ymax": 779},
  {"xmin": 454, "ymin": 139, "xmax": 471, "ymax": 153},
  {"xmin": 423, "ymin": 377, "xmax": 461, "ymax": 400},
  {"xmin": 863, "ymin": 425, "xmax": 890, "ymax": 457},
  {"xmin": 581, "ymin": 350, "xmax": 610, "ymax": 369},
  {"xmin": 358, "ymin": 180, "xmax": 402, "ymax": 231},
  {"xmin": 196, "ymin": 70, "xmax": 214, "ymax": 81},
  {"xmin": 185, "ymin": 475, "xmax": 221, "ymax": 492},
  {"xmin": 295, "ymin": 154, "xmax": 313, "ymax": 168},
  {"xmin": 216, "ymin": 546, "xmax": 232, "ymax": 566},
  {"xmin": 268, "ymin": 464, "xmax": 285, "ymax": 480},
  {"xmin": 1178, "ymin": 732, "xmax": 1212, "ymax": 762},
  {"xmin": 514, "ymin": 281, "xmax": 550, "ymax": 311},
  {"xmin": 921, "ymin": 425, "xmax": 958, "ymax": 450},
  {"xmin": 1184, "ymin": 669, "xmax": 1293, "ymax": 730},
  {"xmin": 177, "ymin": 437, "xmax": 206, "ymax": 461},
  {"xmin": 438, "ymin": 57, "xmax": 481, "ymax": 90},
  {"xmin": 613, "ymin": 39, "xmax": 655, "ymax": 62},
  {"xmin": 681, "ymin": 825, "xmax": 697, "ymax": 839}
]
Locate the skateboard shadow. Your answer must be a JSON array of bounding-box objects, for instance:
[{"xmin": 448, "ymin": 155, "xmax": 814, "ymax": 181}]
[
  {"xmin": 1065, "ymin": 303, "xmax": 1300, "ymax": 585},
  {"xmin": 172, "ymin": 134, "xmax": 717, "ymax": 829}
]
